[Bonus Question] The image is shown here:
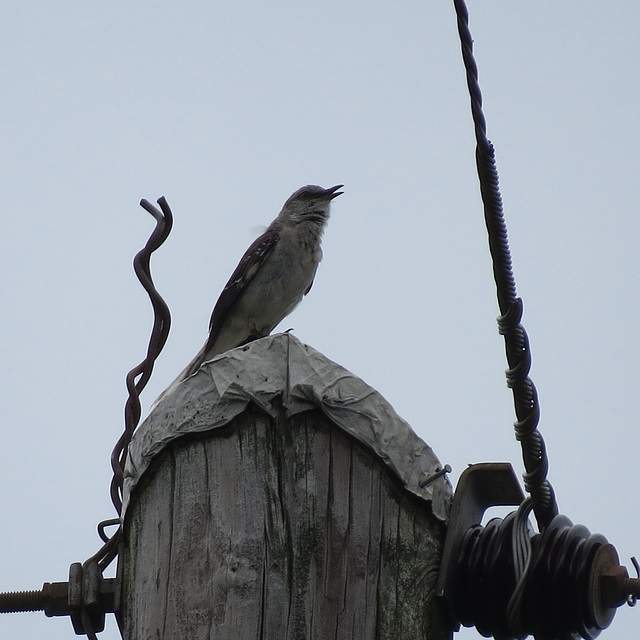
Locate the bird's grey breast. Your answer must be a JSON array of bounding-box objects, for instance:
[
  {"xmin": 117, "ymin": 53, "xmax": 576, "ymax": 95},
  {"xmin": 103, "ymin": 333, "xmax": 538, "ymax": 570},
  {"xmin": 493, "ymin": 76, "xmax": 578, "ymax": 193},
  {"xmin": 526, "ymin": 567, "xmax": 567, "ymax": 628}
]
[{"xmin": 259, "ymin": 226, "xmax": 321, "ymax": 310}]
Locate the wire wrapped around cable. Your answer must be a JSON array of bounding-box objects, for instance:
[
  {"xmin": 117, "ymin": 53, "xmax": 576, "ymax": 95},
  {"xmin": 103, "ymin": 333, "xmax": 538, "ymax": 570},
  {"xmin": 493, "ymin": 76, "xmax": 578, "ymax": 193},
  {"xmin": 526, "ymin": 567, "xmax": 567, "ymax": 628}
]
[{"xmin": 452, "ymin": 0, "xmax": 558, "ymax": 530}]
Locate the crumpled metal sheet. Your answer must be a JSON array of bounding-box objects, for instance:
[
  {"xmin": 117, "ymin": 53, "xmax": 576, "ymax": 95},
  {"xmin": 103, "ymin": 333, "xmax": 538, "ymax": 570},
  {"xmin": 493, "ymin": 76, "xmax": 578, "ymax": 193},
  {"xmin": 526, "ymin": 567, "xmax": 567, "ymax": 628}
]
[{"xmin": 122, "ymin": 333, "xmax": 452, "ymax": 521}]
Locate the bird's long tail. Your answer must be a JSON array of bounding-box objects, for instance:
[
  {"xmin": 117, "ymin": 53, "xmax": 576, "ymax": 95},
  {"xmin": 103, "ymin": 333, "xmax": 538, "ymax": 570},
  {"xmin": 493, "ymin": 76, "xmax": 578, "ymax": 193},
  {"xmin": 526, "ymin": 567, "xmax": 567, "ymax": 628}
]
[{"xmin": 150, "ymin": 342, "xmax": 208, "ymax": 409}]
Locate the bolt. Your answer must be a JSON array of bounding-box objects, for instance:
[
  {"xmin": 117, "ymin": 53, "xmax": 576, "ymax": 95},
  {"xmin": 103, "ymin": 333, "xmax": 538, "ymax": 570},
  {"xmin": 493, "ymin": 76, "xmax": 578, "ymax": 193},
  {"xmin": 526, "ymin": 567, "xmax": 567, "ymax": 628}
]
[
  {"xmin": 0, "ymin": 581, "xmax": 74, "ymax": 617},
  {"xmin": 622, "ymin": 577, "xmax": 640, "ymax": 604},
  {"xmin": 0, "ymin": 589, "xmax": 46, "ymax": 613}
]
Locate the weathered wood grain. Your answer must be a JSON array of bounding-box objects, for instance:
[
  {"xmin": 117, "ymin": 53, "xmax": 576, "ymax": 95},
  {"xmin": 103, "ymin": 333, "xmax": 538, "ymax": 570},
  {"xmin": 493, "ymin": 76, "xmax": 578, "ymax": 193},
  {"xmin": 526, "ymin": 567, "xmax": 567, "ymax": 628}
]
[{"xmin": 121, "ymin": 405, "xmax": 451, "ymax": 639}]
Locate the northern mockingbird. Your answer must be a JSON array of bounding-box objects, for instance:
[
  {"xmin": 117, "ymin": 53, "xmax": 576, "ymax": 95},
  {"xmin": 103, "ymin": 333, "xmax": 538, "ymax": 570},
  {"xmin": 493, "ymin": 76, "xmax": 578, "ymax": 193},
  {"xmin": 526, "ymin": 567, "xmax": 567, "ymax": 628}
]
[{"xmin": 157, "ymin": 183, "xmax": 343, "ymax": 402}]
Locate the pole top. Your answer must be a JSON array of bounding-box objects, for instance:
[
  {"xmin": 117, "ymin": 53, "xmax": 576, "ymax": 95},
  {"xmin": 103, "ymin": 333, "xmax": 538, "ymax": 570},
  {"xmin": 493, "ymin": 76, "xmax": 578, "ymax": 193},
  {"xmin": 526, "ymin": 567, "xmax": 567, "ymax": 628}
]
[{"xmin": 122, "ymin": 332, "xmax": 452, "ymax": 521}]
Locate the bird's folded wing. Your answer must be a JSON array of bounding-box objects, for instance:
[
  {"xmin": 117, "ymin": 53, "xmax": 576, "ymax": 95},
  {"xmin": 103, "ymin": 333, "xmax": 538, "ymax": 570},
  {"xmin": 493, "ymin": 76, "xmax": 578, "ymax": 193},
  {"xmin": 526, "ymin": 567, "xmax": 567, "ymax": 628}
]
[{"xmin": 204, "ymin": 227, "xmax": 280, "ymax": 352}]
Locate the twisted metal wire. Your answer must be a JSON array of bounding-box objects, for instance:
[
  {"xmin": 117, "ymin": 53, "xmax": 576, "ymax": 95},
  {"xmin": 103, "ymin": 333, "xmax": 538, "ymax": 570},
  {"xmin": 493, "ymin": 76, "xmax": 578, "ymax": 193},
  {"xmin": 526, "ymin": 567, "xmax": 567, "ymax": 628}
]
[
  {"xmin": 81, "ymin": 197, "xmax": 173, "ymax": 583},
  {"xmin": 57, "ymin": 198, "xmax": 175, "ymax": 640},
  {"xmin": 506, "ymin": 497, "xmax": 534, "ymax": 636},
  {"xmin": 110, "ymin": 197, "xmax": 173, "ymax": 515},
  {"xmin": 453, "ymin": 0, "xmax": 558, "ymax": 529}
]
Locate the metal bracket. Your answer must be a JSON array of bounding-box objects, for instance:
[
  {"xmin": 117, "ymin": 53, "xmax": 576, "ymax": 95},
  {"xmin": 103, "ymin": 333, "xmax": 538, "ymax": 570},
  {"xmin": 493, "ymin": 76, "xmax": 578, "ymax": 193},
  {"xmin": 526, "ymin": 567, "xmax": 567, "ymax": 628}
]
[{"xmin": 436, "ymin": 462, "xmax": 525, "ymax": 619}]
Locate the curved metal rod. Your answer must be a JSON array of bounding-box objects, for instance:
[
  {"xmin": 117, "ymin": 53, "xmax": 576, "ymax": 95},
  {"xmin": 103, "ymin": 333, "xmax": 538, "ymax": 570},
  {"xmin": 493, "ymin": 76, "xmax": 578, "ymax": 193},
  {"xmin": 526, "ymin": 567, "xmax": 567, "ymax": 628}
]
[{"xmin": 110, "ymin": 197, "xmax": 173, "ymax": 514}]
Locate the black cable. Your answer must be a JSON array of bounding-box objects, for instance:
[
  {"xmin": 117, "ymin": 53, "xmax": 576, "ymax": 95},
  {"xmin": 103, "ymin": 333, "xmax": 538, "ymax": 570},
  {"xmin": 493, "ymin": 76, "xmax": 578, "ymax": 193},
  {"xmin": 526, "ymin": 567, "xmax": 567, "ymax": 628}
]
[{"xmin": 452, "ymin": 0, "xmax": 558, "ymax": 529}]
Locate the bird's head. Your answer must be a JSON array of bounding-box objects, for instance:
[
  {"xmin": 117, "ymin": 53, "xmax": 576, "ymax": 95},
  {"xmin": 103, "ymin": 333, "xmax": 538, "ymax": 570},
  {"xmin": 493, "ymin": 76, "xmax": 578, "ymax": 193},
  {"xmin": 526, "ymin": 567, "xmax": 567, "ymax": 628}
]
[{"xmin": 281, "ymin": 184, "xmax": 344, "ymax": 225}]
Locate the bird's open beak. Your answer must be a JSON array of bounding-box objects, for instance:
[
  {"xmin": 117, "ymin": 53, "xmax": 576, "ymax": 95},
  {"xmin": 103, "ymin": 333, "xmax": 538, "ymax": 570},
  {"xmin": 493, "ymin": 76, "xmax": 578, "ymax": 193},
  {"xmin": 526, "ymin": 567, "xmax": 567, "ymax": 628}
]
[{"xmin": 325, "ymin": 184, "xmax": 344, "ymax": 200}]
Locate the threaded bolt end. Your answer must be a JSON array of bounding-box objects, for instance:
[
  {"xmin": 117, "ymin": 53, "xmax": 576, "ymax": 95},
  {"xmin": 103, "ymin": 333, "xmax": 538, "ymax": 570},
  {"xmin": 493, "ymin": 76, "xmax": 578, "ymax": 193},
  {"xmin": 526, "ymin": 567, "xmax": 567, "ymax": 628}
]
[
  {"xmin": 0, "ymin": 590, "xmax": 46, "ymax": 613},
  {"xmin": 623, "ymin": 578, "xmax": 640, "ymax": 598}
]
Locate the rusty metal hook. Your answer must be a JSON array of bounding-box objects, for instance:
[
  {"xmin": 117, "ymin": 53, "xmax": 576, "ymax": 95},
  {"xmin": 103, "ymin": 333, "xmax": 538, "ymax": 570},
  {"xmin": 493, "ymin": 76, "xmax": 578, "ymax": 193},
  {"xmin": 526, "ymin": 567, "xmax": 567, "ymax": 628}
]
[{"xmin": 627, "ymin": 557, "xmax": 640, "ymax": 607}]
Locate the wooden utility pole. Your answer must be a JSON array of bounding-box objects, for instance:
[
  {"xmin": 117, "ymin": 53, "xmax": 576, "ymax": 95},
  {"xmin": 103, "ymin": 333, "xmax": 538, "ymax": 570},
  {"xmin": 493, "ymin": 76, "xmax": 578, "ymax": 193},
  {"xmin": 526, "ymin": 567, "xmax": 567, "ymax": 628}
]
[{"xmin": 119, "ymin": 334, "xmax": 452, "ymax": 639}]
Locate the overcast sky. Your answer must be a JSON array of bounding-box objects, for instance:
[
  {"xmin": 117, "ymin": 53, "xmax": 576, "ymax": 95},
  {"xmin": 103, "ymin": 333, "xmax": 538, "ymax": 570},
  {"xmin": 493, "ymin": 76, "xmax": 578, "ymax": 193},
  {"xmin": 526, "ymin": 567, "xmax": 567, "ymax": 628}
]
[{"xmin": 1, "ymin": 2, "xmax": 639, "ymax": 638}]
